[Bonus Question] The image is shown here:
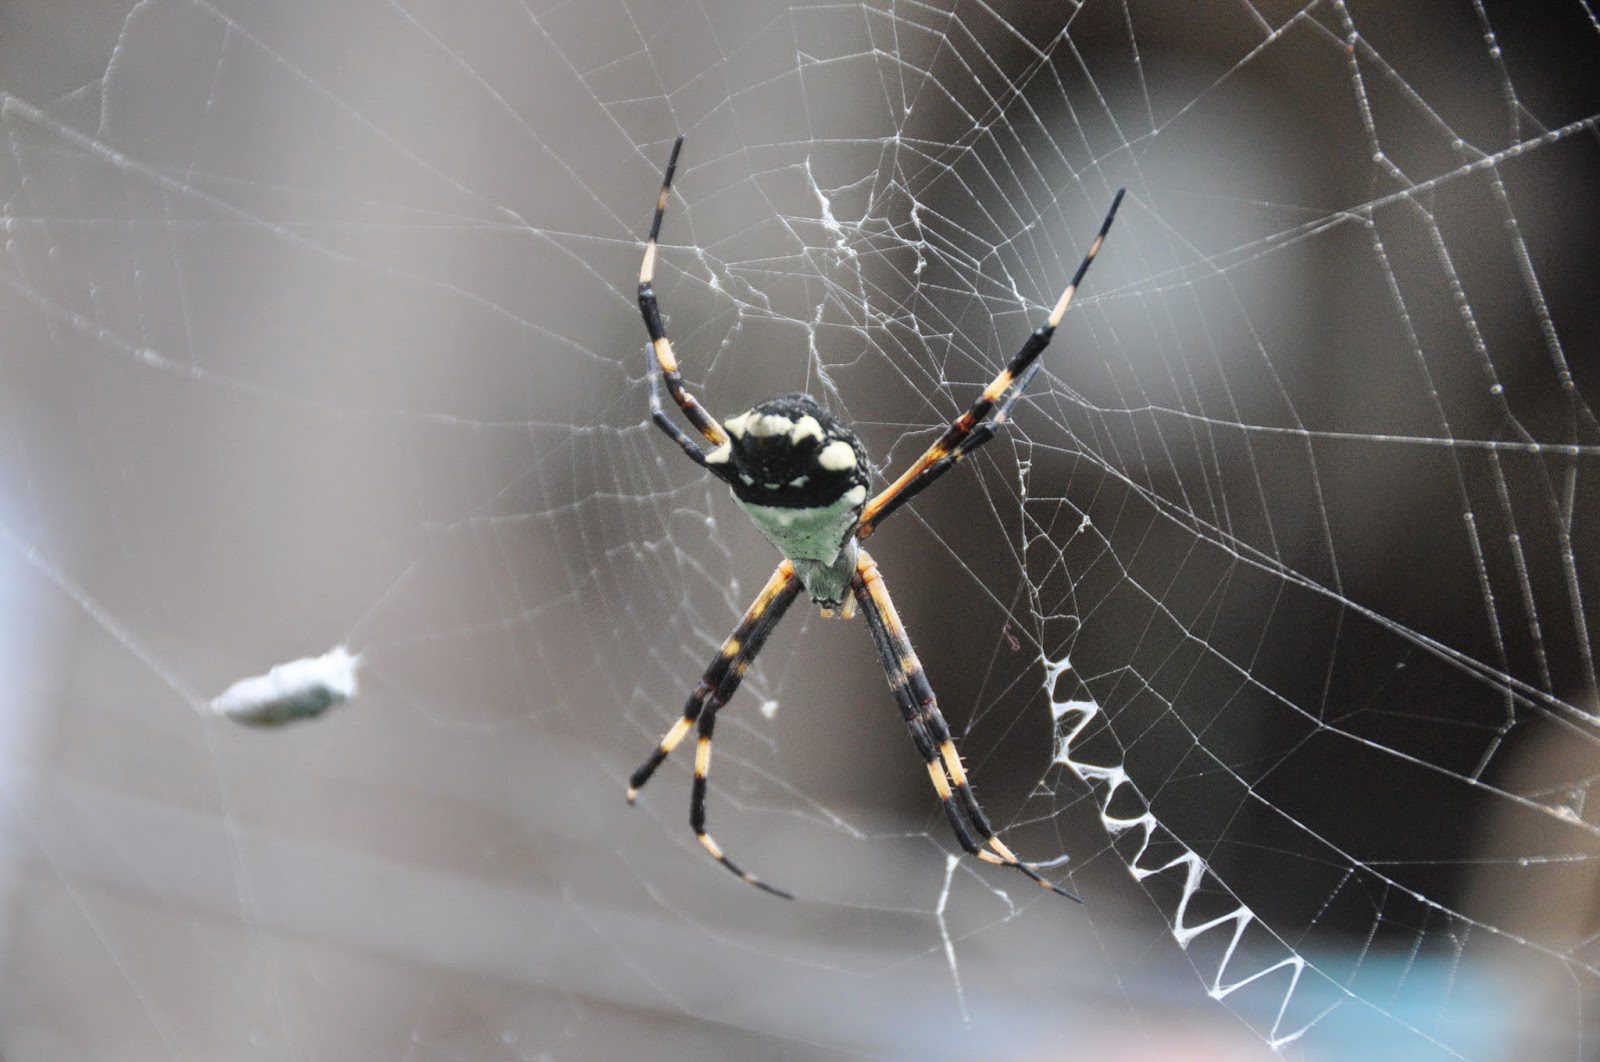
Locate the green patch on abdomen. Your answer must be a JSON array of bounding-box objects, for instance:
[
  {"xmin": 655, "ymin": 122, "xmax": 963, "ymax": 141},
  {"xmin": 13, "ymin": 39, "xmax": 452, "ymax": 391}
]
[{"xmin": 734, "ymin": 490, "xmax": 862, "ymax": 563}]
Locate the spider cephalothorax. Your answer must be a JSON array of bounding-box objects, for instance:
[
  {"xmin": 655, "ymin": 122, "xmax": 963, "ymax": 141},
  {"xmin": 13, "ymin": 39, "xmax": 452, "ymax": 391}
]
[
  {"xmin": 705, "ymin": 393, "xmax": 869, "ymax": 609},
  {"xmin": 630, "ymin": 134, "xmax": 1123, "ymax": 900}
]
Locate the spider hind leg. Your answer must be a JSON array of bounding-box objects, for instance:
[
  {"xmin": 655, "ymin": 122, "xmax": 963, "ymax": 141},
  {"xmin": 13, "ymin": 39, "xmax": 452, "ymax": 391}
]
[
  {"xmin": 853, "ymin": 551, "xmax": 1081, "ymax": 902},
  {"xmin": 691, "ymin": 713, "xmax": 794, "ymax": 899},
  {"xmin": 627, "ymin": 561, "xmax": 804, "ymax": 899}
]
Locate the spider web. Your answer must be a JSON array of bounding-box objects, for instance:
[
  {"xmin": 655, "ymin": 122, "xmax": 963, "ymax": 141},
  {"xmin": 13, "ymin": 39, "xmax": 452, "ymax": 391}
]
[{"xmin": 2, "ymin": 0, "xmax": 1598, "ymax": 1057}]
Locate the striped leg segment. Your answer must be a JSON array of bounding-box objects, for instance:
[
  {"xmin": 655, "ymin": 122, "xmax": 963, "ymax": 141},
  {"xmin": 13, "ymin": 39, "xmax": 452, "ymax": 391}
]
[
  {"xmin": 853, "ymin": 560, "xmax": 989, "ymax": 859},
  {"xmin": 647, "ymin": 342, "xmax": 714, "ymax": 471},
  {"xmin": 858, "ymin": 189, "xmax": 1124, "ymax": 540},
  {"xmin": 691, "ymin": 709, "xmax": 793, "ymax": 898},
  {"xmin": 854, "ymin": 551, "xmax": 1081, "ymax": 901},
  {"xmin": 628, "ymin": 560, "xmax": 799, "ymax": 801},
  {"xmin": 627, "ymin": 560, "xmax": 803, "ymax": 898},
  {"xmin": 638, "ymin": 135, "xmax": 728, "ymax": 454}
]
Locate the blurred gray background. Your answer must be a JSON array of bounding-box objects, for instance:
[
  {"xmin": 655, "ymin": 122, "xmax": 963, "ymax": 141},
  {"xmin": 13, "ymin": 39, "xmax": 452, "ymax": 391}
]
[{"xmin": 1, "ymin": 0, "xmax": 1597, "ymax": 1058}]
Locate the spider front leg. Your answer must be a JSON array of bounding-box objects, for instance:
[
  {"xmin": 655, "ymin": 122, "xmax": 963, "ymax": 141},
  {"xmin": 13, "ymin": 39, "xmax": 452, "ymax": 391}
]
[
  {"xmin": 628, "ymin": 560, "xmax": 803, "ymax": 898},
  {"xmin": 853, "ymin": 551, "xmax": 1081, "ymax": 901},
  {"xmin": 857, "ymin": 189, "xmax": 1124, "ymax": 540},
  {"xmin": 638, "ymin": 135, "xmax": 730, "ymax": 464},
  {"xmin": 647, "ymin": 343, "xmax": 719, "ymax": 471}
]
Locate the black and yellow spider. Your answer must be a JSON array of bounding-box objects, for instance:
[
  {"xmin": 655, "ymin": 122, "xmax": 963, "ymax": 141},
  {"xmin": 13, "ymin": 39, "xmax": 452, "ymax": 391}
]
[{"xmin": 628, "ymin": 136, "xmax": 1123, "ymax": 900}]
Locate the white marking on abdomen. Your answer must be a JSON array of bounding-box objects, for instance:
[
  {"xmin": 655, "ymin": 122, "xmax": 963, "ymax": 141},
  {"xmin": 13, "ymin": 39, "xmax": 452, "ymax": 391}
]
[{"xmin": 817, "ymin": 440, "xmax": 856, "ymax": 470}]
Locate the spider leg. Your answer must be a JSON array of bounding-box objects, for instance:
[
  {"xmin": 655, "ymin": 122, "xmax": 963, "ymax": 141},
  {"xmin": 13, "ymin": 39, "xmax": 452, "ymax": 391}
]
[
  {"xmin": 857, "ymin": 190, "xmax": 1124, "ymax": 540},
  {"xmin": 639, "ymin": 135, "xmax": 729, "ymax": 458},
  {"xmin": 628, "ymin": 560, "xmax": 797, "ymax": 797},
  {"xmin": 853, "ymin": 551, "xmax": 1081, "ymax": 901},
  {"xmin": 627, "ymin": 560, "xmax": 803, "ymax": 898},
  {"xmin": 691, "ymin": 703, "xmax": 793, "ymax": 898},
  {"xmin": 647, "ymin": 343, "xmax": 714, "ymax": 470},
  {"xmin": 861, "ymin": 362, "xmax": 1046, "ymax": 519}
]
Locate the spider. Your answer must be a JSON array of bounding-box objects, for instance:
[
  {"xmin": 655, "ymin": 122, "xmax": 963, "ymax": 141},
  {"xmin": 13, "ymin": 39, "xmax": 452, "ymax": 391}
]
[{"xmin": 628, "ymin": 136, "xmax": 1123, "ymax": 900}]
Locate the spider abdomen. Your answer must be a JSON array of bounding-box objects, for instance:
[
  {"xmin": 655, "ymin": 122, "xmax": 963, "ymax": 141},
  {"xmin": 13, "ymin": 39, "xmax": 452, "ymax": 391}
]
[{"xmin": 708, "ymin": 393, "xmax": 869, "ymax": 605}]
